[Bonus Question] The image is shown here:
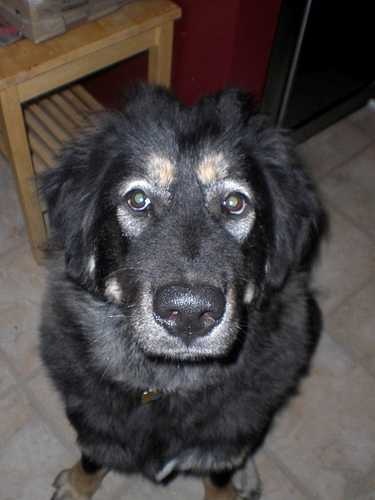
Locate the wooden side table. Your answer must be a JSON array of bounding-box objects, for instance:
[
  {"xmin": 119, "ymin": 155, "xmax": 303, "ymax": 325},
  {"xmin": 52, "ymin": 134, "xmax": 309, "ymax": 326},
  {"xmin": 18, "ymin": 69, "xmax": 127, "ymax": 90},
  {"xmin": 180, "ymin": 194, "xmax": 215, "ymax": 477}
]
[{"xmin": 0, "ymin": 0, "xmax": 181, "ymax": 262}]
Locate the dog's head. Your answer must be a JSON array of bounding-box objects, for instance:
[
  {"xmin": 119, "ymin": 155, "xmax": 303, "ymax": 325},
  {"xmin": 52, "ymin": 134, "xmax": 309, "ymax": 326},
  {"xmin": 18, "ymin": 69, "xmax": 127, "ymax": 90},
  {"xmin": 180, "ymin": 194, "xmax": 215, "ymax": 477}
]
[{"xmin": 41, "ymin": 84, "xmax": 323, "ymax": 362}]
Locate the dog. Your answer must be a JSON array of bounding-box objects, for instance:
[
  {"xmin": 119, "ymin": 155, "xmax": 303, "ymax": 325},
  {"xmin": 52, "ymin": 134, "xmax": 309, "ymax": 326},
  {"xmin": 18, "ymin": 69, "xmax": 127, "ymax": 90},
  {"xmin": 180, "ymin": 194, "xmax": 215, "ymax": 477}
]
[{"xmin": 39, "ymin": 84, "xmax": 324, "ymax": 500}]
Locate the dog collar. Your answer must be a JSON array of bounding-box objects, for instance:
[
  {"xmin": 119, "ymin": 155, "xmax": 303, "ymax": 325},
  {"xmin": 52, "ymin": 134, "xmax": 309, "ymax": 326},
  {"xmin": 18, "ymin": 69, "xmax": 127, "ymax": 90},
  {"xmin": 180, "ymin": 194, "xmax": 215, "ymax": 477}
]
[{"xmin": 141, "ymin": 389, "xmax": 163, "ymax": 404}]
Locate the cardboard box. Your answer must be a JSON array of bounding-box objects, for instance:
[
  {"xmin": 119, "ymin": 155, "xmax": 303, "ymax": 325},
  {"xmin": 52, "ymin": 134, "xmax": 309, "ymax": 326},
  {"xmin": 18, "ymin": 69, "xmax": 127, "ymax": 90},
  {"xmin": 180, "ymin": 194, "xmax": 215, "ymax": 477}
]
[{"xmin": 0, "ymin": 0, "xmax": 132, "ymax": 43}]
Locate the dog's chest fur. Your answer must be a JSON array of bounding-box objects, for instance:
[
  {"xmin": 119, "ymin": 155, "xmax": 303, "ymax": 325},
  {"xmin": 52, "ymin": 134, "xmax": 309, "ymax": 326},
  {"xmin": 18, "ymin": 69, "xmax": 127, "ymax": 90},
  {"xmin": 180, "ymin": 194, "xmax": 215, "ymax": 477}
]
[
  {"xmin": 41, "ymin": 270, "xmax": 317, "ymax": 481},
  {"xmin": 77, "ymin": 385, "xmax": 251, "ymax": 480}
]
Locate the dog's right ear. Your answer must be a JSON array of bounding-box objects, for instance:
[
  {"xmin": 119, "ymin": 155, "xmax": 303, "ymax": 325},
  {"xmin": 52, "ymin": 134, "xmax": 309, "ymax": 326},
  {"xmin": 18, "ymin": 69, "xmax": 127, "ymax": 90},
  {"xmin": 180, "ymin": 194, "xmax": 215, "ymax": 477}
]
[
  {"xmin": 39, "ymin": 115, "xmax": 118, "ymax": 288},
  {"xmin": 198, "ymin": 88, "xmax": 257, "ymax": 133},
  {"xmin": 122, "ymin": 82, "xmax": 180, "ymax": 120}
]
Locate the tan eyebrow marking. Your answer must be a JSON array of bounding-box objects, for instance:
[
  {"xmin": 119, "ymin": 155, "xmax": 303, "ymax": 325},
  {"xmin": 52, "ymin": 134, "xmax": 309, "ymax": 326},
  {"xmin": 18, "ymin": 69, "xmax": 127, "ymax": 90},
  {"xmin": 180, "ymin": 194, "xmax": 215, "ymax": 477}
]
[
  {"xmin": 148, "ymin": 155, "xmax": 175, "ymax": 187},
  {"xmin": 196, "ymin": 153, "xmax": 228, "ymax": 185}
]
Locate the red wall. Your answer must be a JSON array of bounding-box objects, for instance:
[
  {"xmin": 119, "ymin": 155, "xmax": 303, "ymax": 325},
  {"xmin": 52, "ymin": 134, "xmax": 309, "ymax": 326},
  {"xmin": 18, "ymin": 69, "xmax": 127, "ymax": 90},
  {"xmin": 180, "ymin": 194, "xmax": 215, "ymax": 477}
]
[
  {"xmin": 230, "ymin": 0, "xmax": 282, "ymax": 97},
  {"xmin": 84, "ymin": 0, "xmax": 282, "ymax": 107},
  {"xmin": 172, "ymin": 0, "xmax": 282, "ymax": 104}
]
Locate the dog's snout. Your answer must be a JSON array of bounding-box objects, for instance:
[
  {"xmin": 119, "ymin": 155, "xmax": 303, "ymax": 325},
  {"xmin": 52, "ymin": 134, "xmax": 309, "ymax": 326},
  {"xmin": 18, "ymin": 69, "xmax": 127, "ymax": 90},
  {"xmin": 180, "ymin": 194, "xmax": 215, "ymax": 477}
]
[{"xmin": 153, "ymin": 285, "xmax": 225, "ymax": 338}]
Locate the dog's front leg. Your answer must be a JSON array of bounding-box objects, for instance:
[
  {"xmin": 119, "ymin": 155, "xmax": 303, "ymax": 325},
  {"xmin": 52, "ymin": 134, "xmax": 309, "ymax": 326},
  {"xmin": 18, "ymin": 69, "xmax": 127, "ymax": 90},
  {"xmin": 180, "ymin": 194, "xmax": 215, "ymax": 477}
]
[
  {"xmin": 204, "ymin": 458, "xmax": 262, "ymax": 500},
  {"xmin": 232, "ymin": 457, "xmax": 262, "ymax": 500},
  {"xmin": 203, "ymin": 471, "xmax": 237, "ymax": 500},
  {"xmin": 51, "ymin": 455, "xmax": 107, "ymax": 500}
]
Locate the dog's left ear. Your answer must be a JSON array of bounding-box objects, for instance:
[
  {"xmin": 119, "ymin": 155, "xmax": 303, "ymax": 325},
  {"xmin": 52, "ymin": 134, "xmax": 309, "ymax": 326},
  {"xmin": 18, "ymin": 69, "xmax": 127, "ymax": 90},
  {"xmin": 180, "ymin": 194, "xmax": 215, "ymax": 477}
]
[
  {"xmin": 201, "ymin": 88, "xmax": 257, "ymax": 132},
  {"xmin": 247, "ymin": 115, "xmax": 325, "ymax": 290},
  {"xmin": 39, "ymin": 115, "xmax": 118, "ymax": 289},
  {"xmin": 203, "ymin": 88, "xmax": 325, "ymax": 290}
]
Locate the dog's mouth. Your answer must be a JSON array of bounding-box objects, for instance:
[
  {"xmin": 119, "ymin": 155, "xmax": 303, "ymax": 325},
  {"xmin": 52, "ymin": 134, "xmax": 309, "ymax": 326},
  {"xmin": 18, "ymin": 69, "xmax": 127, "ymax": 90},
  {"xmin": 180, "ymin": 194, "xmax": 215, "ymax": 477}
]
[{"xmin": 128, "ymin": 284, "xmax": 239, "ymax": 361}]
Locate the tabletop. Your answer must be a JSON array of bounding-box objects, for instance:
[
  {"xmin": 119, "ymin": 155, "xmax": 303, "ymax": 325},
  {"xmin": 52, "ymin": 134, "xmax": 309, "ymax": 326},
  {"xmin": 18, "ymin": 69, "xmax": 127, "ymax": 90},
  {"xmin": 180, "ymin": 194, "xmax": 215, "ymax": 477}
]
[{"xmin": 0, "ymin": 0, "xmax": 181, "ymax": 92}]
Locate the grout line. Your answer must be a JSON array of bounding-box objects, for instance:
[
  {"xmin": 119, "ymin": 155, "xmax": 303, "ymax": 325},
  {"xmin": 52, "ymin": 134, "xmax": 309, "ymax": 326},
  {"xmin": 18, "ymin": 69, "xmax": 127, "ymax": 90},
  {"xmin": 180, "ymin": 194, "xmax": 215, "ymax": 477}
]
[
  {"xmin": 22, "ymin": 378, "xmax": 78, "ymax": 455},
  {"xmin": 0, "ymin": 348, "xmax": 18, "ymax": 399},
  {"xmin": 323, "ymin": 290, "xmax": 375, "ymax": 383},
  {"xmin": 0, "ymin": 236, "xmax": 28, "ymax": 261},
  {"xmin": 320, "ymin": 269, "xmax": 375, "ymax": 381},
  {"xmin": 319, "ymin": 198, "xmax": 375, "ymax": 257},
  {"xmin": 109, "ymin": 474, "xmax": 131, "ymax": 500},
  {"xmin": 0, "ymin": 381, "xmax": 18, "ymax": 401},
  {"xmin": 323, "ymin": 272, "xmax": 375, "ymax": 321},
  {"xmin": 327, "ymin": 331, "xmax": 375, "ymax": 382},
  {"xmin": 0, "ymin": 346, "xmax": 77, "ymax": 456},
  {"xmin": 320, "ymin": 276, "xmax": 375, "ymax": 339},
  {"xmin": 317, "ymin": 140, "xmax": 375, "ymax": 181},
  {"xmin": 262, "ymin": 446, "xmax": 321, "ymax": 500},
  {"xmin": 347, "ymin": 107, "xmax": 375, "ymax": 141},
  {"xmin": 323, "ymin": 199, "xmax": 375, "ymax": 244}
]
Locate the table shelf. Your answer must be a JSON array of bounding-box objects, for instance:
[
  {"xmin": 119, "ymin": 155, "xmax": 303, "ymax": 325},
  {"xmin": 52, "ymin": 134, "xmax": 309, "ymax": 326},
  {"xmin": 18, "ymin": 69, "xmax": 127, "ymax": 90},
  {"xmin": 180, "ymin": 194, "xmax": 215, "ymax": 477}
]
[
  {"xmin": 24, "ymin": 84, "xmax": 103, "ymax": 174},
  {"xmin": 0, "ymin": 0, "xmax": 180, "ymax": 262}
]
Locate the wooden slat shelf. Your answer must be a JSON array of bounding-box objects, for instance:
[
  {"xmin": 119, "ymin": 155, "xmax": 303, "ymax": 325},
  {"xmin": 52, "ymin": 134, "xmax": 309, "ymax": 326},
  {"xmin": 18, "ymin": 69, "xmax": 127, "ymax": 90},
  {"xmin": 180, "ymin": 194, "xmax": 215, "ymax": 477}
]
[
  {"xmin": 1, "ymin": 83, "xmax": 103, "ymax": 223},
  {"xmin": 23, "ymin": 84, "xmax": 104, "ymax": 173},
  {"xmin": 28, "ymin": 84, "xmax": 103, "ymax": 220},
  {"xmin": 0, "ymin": 0, "xmax": 180, "ymax": 262},
  {"xmin": 1, "ymin": 83, "xmax": 103, "ymax": 170}
]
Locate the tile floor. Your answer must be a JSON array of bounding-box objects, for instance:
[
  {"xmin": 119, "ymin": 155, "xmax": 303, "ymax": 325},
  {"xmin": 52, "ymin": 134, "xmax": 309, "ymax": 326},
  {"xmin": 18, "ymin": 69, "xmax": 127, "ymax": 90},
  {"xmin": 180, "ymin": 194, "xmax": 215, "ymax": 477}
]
[{"xmin": 0, "ymin": 104, "xmax": 375, "ymax": 500}]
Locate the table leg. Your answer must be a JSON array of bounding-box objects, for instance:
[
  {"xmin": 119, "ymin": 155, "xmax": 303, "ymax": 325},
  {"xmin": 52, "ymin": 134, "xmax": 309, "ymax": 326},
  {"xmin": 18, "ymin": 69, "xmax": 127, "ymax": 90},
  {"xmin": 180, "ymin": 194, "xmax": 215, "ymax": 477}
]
[
  {"xmin": 148, "ymin": 21, "xmax": 174, "ymax": 87},
  {"xmin": 0, "ymin": 86, "xmax": 47, "ymax": 263}
]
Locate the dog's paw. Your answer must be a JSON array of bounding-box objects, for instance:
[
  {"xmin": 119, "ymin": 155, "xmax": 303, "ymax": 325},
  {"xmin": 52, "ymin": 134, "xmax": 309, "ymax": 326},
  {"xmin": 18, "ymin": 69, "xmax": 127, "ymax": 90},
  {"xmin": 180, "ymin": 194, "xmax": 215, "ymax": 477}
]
[
  {"xmin": 51, "ymin": 469, "xmax": 91, "ymax": 500},
  {"xmin": 203, "ymin": 477, "xmax": 238, "ymax": 500},
  {"xmin": 235, "ymin": 485, "xmax": 262, "ymax": 500},
  {"xmin": 51, "ymin": 461, "xmax": 106, "ymax": 500},
  {"xmin": 232, "ymin": 458, "xmax": 262, "ymax": 500},
  {"xmin": 51, "ymin": 470, "xmax": 85, "ymax": 500}
]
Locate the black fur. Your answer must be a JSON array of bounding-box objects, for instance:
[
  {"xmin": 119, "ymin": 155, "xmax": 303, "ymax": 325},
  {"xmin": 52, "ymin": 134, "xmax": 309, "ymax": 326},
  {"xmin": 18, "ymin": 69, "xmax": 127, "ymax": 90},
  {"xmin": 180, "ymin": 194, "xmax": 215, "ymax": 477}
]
[{"xmin": 39, "ymin": 84, "xmax": 324, "ymax": 486}]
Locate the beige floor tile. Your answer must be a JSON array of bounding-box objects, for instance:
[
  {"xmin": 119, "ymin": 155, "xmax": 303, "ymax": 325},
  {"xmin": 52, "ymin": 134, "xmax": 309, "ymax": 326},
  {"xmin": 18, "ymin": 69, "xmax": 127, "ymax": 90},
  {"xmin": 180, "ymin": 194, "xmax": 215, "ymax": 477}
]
[
  {"xmin": 0, "ymin": 382, "xmax": 125, "ymax": 500},
  {"xmin": 297, "ymin": 117, "xmax": 371, "ymax": 179},
  {"xmin": 28, "ymin": 369, "xmax": 77, "ymax": 450},
  {"xmin": 95, "ymin": 471, "xmax": 130, "ymax": 500},
  {"xmin": 0, "ymin": 157, "xmax": 28, "ymax": 256},
  {"xmin": 344, "ymin": 465, "xmax": 375, "ymax": 500},
  {"xmin": 0, "ymin": 213, "xmax": 27, "ymax": 259},
  {"xmin": 0, "ymin": 245, "xmax": 47, "ymax": 377},
  {"xmin": 266, "ymin": 333, "xmax": 375, "ymax": 500},
  {"xmin": 313, "ymin": 205, "xmax": 375, "ymax": 316},
  {"xmin": 0, "ymin": 302, "xmax": 42, "ymax": 377},
  {"xmin": 0, "ymin": 352, "xmax": 16, "ymax": 395},
  {"xmin": 319, "ymin": 144, "xmax": 375, "ymax": 239},
  {"xmin": 356, "ymin": 492, "xmax": 375, "ymax": 500},
  {"xmin": 0, "ymin": 417, "xmax": 75, "ymax": 500},
  {"xmin": 349, "ymin": 104, "xmax": 375, "ymax": 140},
  {"xmin": 0, "ymin": 244, "xmax": 47, "ymax": 306},
  {"xmin": 0, "ymin": 155, "xmax": 17, "ymax": 216},
  {"xmin": 325, "ymin": 279, "xmax": 375, "ymax": 377},
  {"xmin": 119, "ymin": 473, "xmax": 203, "ymax": 500},
  {"xmin": 0, "ymin": 388, "xmax": 33, "ymax": 449},
  {"xmin": 255, "ymin": 450, "xmax": 309, "ymax": 500}
]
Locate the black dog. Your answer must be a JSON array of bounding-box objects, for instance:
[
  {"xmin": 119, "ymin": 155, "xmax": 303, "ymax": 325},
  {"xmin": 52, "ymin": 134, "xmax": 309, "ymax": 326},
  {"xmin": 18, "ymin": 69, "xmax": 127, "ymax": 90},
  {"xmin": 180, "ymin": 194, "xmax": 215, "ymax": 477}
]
[{"xmin": 39, "ymin": 84, "xmax": 324, "ymax": 500}]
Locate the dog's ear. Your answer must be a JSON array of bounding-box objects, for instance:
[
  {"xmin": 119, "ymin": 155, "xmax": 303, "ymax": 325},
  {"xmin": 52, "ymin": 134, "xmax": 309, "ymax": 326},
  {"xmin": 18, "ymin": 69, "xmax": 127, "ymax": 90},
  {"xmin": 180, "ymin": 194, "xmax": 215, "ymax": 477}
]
[
  {"xmin": 200, "ymin": 89, "xmax": 324, "ymax": 290},
  {"xmin": 122, "ymin": 82, "xmax": 180, "ymax": 120},
  {"xmin": 39, "ymin": 115, "xmax": 118, "ymax": 288},
  {"xmin": 199, "ymin": 88, "xmax": 257, "ymax": 132},
  {"xmin": 247, "ymin": 116, "xmax": 325, "ymax": 290}
]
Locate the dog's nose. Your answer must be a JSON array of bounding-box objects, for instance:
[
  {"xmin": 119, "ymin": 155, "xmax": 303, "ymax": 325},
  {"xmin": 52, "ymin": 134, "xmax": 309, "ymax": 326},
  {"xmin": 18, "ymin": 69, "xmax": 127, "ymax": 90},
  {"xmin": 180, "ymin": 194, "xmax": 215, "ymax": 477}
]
[{"xmin": 153, "ymin": 285, "xmax": 226, "ymax": 338}]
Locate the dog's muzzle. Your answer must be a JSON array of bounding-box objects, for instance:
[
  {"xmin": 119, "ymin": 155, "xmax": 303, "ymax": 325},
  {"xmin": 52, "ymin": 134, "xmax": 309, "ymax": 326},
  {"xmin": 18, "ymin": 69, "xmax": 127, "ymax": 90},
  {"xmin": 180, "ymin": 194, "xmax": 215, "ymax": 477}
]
[{"xmin": 153, "ymin": 284, "xmax": 226, "ymax": 341}]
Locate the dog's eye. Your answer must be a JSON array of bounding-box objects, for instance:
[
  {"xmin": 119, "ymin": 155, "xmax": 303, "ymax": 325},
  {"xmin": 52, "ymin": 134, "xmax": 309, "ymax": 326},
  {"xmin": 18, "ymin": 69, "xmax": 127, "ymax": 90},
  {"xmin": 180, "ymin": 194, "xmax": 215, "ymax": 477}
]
[
  {"xmin": 222, "ymin": 192, "xmax": 248, "ymax": 215},
  {"xmin": 126, "ymin": 190, "xmax": 151, "ymax": 212}
]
